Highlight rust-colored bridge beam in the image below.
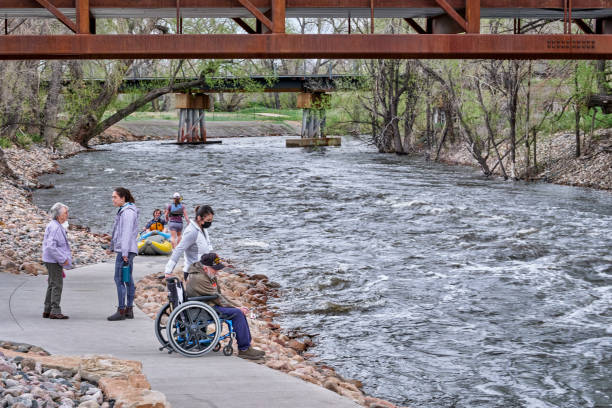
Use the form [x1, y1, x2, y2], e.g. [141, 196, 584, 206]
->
[2, 0, 610, 9]
[433, 0, 467, 31]
[404, 18, 428, 34]
[573, 18, 594, 34]
[31, 0, 77, 32]
[0, 34, 610, 60]
[232, 17, 256, 34]
[466, 0, 480, 33]
[236, 0, 273, 31]
[76, 0, 93, 34]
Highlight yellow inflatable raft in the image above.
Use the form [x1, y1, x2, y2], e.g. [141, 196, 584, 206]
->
[138, 232, 172, 256]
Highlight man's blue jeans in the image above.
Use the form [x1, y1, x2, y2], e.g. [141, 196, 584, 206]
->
[114, 252, 135, 309]
[213, 306, 252, 350]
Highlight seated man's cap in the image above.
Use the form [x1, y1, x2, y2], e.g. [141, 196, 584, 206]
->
[200, 252, 225, 270]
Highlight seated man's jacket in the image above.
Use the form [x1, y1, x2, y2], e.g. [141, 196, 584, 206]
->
[185, 262, 238, 308]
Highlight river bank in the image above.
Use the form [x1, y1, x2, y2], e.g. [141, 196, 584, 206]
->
[433, 128, 611, 190]
[0, 146, 113, 276]
[0, 145, 401, 408]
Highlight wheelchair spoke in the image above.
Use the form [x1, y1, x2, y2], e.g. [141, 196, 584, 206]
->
[166, 302, 222, 357]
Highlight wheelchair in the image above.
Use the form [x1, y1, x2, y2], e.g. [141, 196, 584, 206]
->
[155, 277, 236, 357]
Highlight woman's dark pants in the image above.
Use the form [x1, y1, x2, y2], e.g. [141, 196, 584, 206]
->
[114, 252, 136, 309]
[44, 262, 63, 314]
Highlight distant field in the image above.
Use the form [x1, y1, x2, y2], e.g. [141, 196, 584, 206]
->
[114, 108, 303, 123]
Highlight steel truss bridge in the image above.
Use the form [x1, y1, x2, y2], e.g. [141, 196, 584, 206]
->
[1, 0, 611, 59]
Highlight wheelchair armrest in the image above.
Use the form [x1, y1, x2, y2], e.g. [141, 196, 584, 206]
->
[188, 294, 219, 302]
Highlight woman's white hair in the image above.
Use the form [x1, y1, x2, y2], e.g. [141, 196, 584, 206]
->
[49, 202, 69, 220]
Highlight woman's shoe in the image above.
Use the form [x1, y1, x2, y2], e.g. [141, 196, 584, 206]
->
[42, 312, 50, 318]
[125, 306, 134, 319]
[107, 308, 126, 321]
[49, 313, 69, 319]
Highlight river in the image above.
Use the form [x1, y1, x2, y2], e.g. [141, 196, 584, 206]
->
[34, 136, 612, 407]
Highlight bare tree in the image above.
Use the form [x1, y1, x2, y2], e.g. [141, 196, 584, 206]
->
[41, 61, 65, 147]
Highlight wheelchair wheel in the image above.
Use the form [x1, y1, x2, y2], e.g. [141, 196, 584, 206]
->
[213, 343, 221, 352]
[223, 345, 233, 356]
[154, 303, 172, 348]
[166, 301, 221, 357]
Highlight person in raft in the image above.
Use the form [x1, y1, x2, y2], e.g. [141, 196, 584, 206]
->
[186, 252, 265, 360]
[142, 208, 166, 233]
[107, 187, 140, 321]
[164, 205, 215, 281]
[165, 192, 190, 248]
[41, 202, 72, 320]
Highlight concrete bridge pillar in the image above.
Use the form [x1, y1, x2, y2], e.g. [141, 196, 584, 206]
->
[175, 93, 211, 143]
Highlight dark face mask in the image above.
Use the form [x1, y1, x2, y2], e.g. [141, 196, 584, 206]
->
[202, 221, 212, 229]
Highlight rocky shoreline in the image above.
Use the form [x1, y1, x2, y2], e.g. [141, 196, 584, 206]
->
[0, 146, 113, 276]
[135, 271, 398, 408]
[0, 341, 168, 408]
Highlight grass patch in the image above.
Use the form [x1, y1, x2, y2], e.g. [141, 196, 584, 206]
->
[0, 137, 12, 148]
[110, 108, 303, 123]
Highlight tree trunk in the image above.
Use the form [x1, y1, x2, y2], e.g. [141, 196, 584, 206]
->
[426, 99, 432, 158]
[574, 71, 581, 158]
[575, 108, 581, 157]
[42, 61, 64, 148]
[596, 60, 607, 94]
[525, 62, 532, 169]
[533, 128, 537, 167]
[508, 64, 519, 179]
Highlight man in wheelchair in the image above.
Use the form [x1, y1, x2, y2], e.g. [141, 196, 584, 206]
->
[185, 252, 266, 360]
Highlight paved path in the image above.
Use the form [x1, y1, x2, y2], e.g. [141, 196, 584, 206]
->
[0, 257, 359, 408]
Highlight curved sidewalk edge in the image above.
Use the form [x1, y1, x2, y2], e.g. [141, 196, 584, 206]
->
[0, 257, 361, 408]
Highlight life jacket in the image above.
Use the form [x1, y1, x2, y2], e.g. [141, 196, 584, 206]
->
[149, 220, 164, 231]
[169, 203, 184, 218]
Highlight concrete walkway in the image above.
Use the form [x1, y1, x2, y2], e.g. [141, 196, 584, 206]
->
[0, 257, 360, 408]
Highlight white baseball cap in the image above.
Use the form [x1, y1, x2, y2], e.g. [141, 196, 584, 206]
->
[172, 192, 181, 199]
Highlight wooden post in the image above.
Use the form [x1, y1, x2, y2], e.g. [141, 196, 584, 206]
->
[199, 109, 206, 142]
[319, 109, 326, 137]
[185, 109, 192, 142]
[177, 110, 183, 142]
[76, 0, 90, 34]
[301, 109, 308, 138]
[308, 110, 315, 137]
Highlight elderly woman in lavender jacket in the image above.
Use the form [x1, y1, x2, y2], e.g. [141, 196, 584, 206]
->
[42, 202, 72, 320]
[107, 187, 140, 321]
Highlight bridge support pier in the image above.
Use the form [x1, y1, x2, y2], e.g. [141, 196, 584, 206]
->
[287, 92, 340, 147]
[175, 93, 218, 144]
